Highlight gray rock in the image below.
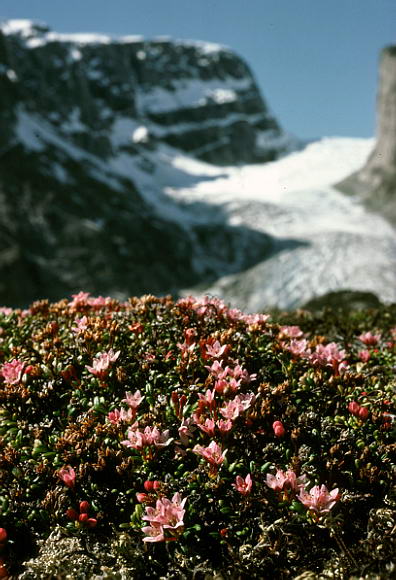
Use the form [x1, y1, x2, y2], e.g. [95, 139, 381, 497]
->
[337, 46, 396, 224]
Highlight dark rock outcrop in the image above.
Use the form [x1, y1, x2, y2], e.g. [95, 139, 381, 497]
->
[302, 290, 383, 312]
[337, 46, 396, 223]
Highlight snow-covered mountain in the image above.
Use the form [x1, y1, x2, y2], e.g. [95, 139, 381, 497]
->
[0, 20, 395, 310]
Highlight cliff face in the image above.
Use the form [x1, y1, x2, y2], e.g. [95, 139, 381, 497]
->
[0, 20, 293, 307]
[0, 20, 287, 165]
[337, 46, 396, 223]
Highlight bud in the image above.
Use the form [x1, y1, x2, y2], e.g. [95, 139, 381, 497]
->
[136, 492, 149, 503]
[66, 508, 79, 521]
[0, 529, 7, 544]
[358, 406, 369, 420]
[272, 420, 285, 438]
[348, 401, 360, 416]
[79, 500, 90, 513]
[79, 513, 89, 523]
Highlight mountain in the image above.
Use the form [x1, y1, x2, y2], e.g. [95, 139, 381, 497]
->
[337, 46, 396, 224]
[0, 20, 295, 307]
[1, 21, 395, 311]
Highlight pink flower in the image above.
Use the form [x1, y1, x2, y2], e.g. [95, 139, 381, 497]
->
[242, 313, 270, 326]
[205, 340, 229, 359]
[226, 308, 245, 322]
[214, 377, 240, 395]
[71, 316, 89, 335]
[205, 360, 230, 379]
[193, 440, 227, 466]
[177, 341, 196, 354]
[284, 339, 311, 358]
[178, 419, 194, 446]
[280, 325, 304, 338]
[89, 295, 112, 310]
[266, 469, 306, 492]
[232, 362, 257, 384]
[142, 492, 186, 542]
[184, 328, 197, 346]
[358, 331, 381, 346]
[216, 419, 233, 434]
[197, 389, 216, 412]
[69, 291, 91, 310]
[232, 474, 252, 495]
[309, 342, 347, 374]
[358, 349, 371, 362]
[86, 348, 120, 379]
[107, 407, 135, 425]
[58, 466, 76, 489]
[272, 420, 285, 438]
[220, 393, 256, 421]
[298, 484, 340, 514]
[122, 390, 144, 409]
[121, 425, 172, 450]
[219, 400, 240, 421]
[197, 418, 216, 437]
[0, 359, 26, 385]
[122, 428, 144, 450]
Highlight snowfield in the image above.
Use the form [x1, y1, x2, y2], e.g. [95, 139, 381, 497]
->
[161, 137, 396, 310]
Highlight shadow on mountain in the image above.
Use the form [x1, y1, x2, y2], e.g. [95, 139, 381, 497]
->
[0, 145, 307, 308]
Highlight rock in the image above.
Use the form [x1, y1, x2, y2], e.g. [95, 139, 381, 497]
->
[337, 46, 396, 224]
[302, 290, 383, 312]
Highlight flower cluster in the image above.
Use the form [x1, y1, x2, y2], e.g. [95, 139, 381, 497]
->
[86, 348, 120, 380]
[265, 469, 338, 516]
[0, 293, 393, 578]
[142, 493, 187, 542]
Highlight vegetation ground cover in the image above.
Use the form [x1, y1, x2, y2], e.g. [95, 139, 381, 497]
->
[0, 293, 394, 578]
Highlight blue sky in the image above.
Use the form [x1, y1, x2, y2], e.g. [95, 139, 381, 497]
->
[1, 0, 395, 139]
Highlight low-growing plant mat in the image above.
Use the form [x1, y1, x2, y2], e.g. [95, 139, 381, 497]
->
[0, 294, 394, 579]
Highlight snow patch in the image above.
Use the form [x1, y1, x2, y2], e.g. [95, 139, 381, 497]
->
[132, 126, 149, 144]
[70, 48, 82, 61]
[136, 77, 253, 114]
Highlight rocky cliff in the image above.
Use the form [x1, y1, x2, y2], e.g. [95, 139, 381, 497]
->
[0, 20, 287, 165]
[0, 20, 294, 307]
[337, 46, 396, 223]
